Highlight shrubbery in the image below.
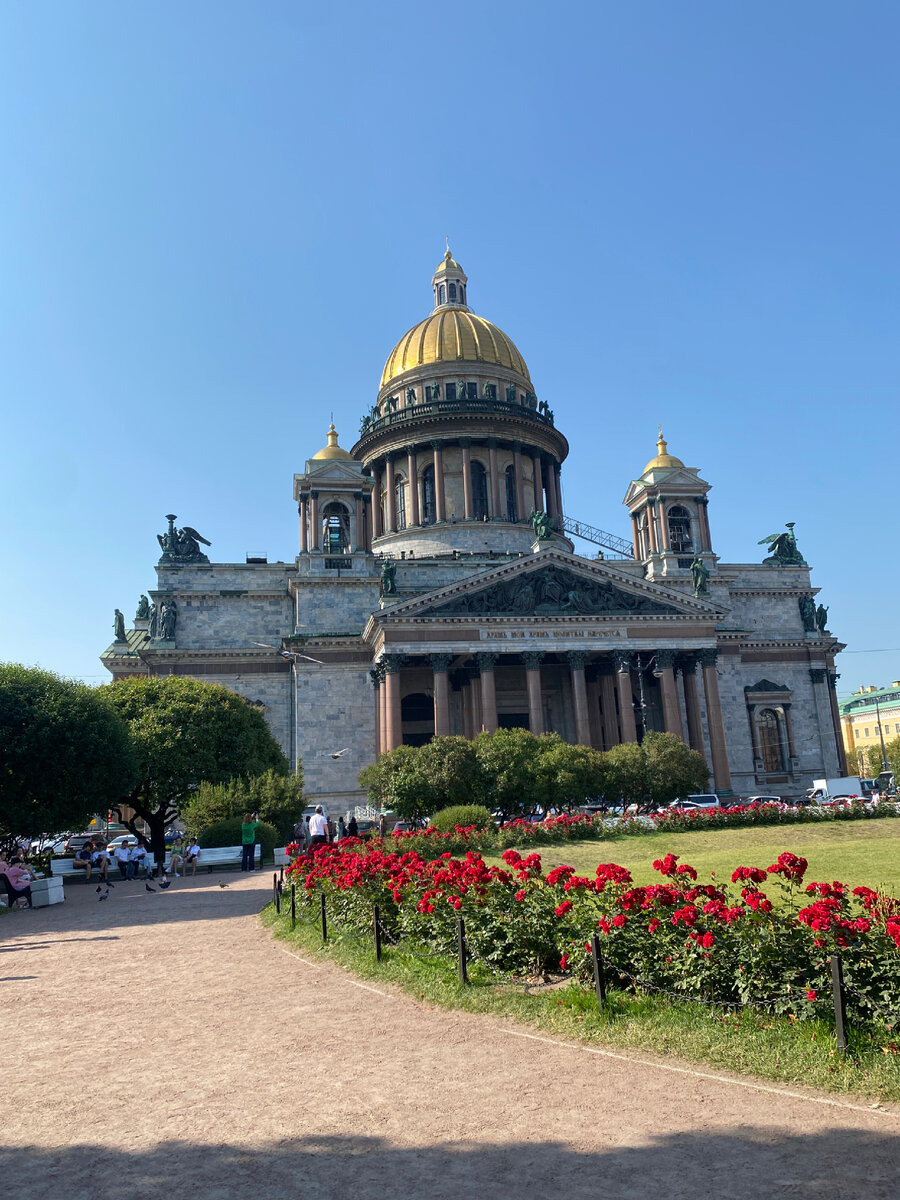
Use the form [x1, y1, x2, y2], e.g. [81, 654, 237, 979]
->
[430, 805, 493, 833]
[182, 770, 304, 842]
[198, 817, 278, 857]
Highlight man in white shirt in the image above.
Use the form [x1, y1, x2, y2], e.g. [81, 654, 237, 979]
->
[115, 841, 132, 880]
[308, 807, 329, 850]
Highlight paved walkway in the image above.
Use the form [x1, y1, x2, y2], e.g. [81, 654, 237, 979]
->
[2, 871, 898, 1200]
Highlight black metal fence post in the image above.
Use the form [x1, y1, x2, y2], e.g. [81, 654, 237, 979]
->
[457, 916, 468, 985]
[374, 903, 382, 963]
[591, 934, 607, 1010]
[290, 883, 296, 931]
[830, 953, 848, 1053]
[320, 891, 328, 942]
[273, 874, 280, 913]
[279, 865, 284, 884]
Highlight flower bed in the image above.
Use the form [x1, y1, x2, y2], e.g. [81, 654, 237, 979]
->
[284, 841, 900, 1030]
[360, 799, 898, 859]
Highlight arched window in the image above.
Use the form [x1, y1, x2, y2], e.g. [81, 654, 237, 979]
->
[471, 460, 489, 520]
[439, 284, 446, 304]
[448, 282, 457, 301]
[422, 464, 436, 524]
[505, 464, 518, 523]
[637, 511, 649, 558]
[321, 502, 350, 555]
[667, 505, 693, 553]
[395, 474, 407, 531]
[758, 708, 786, 773]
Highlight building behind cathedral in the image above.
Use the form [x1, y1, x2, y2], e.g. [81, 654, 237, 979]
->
[103, 250, 847, 808]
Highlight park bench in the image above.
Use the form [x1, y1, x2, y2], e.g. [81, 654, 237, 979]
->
[49, 845, 262, 879]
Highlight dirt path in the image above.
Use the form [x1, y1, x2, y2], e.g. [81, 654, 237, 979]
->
[3, 872, 898, 1200]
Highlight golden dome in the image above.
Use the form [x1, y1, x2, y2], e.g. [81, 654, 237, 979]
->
[643, 427, 684, 474]
[381, 309, 531, 390]
[312, 423, 353, 461]
[435, 249, 464, 275]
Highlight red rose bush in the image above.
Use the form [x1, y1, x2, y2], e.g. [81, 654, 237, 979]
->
[284, 843, 900, 1025]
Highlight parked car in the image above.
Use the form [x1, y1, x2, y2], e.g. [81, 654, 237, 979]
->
[64, 833, 108, 853]
[31, 836, 68, 856]
[664, 794, 721, 812]
[743, 795, 782, 805]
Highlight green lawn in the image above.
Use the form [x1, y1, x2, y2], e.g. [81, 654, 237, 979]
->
[493, 821, 900, 893]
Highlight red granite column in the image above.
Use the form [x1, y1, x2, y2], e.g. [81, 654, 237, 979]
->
[568, 651, 591, 746]
[700, 649, 732, 791]
[524, 651, 544, 735]
[476, 653, 498, 733]
[431, 655, 452, 738]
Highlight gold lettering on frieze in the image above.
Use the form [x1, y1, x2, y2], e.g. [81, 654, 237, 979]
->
[480, 629, 623, 640]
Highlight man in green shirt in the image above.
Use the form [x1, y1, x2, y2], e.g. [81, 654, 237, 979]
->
[241, 811, 259, 871]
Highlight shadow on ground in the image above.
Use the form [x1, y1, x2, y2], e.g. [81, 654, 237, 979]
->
[5, 1128, 899, 1200]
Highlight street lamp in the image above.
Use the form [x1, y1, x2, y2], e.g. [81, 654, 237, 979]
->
[872, 692, 890, 773]
[618, 653, 663, 737]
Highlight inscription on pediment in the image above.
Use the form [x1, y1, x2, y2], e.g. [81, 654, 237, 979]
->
[428, 565, 681, 618]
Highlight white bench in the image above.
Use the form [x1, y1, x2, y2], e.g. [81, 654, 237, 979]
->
[274, 846, 289, 866]
[51, 844, 262, 879]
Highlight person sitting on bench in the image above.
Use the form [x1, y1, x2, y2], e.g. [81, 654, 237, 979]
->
[184, 838, 201, 876]
[2, 857, 35, 908]
[91, 845, 110, 883]
[73, 842, 95, 880]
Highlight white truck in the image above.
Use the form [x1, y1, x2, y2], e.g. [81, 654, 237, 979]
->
[807, 776, 875, 802]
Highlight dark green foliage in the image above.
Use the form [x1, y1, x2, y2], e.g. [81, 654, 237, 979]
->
[182, 769, 304, 842]
[602, 731, 710, 811]
[430, 804, 494, 832]
[198, 817, 278, 856]
[0, 663, 136, 855]
[100, 676, 288, 866]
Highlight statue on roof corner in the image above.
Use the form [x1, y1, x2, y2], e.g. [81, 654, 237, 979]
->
[157, 514, 212, 564]
[113, 609, 127, 642]
[529, 510, 555, 541]
[690, 557, 710, 597]
[380, 558, 397, 597]
[758, 522, 807, 567]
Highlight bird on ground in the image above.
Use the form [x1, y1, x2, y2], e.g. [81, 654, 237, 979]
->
[251, 641, 324, 665]
[218, 882, 229, 888]
[158, 879, 171, 890]
[98, 891, 109, 902]
[96, 886, 102, 893]
[145, 882, 156, 892]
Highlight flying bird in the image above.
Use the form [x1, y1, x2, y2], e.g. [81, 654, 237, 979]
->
[323, 747, 351, 759]
[251, 642, 324, 665]
[145, 883, 156, 892]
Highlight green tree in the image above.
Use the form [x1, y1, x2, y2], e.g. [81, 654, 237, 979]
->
[474, 727, 556, 820]
[182, 769, 304, 842]
[864, 738, 900, 781]
[358, 744, 426, 825]
[603, 731, 709, 812]
[0, 663, 136, 857]
[101, 676, 288, 868]
[539, 740, 609, 810]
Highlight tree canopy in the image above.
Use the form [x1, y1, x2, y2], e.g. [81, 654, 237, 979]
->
[100, 676, 288, 860]
[0, 663, 136, 853]
[602, 731, 709, 812]
[181, 769, 304, 842]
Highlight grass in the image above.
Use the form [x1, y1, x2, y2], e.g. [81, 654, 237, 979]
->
[491, 821, 900, 894]
[262, 892, 900, 1104]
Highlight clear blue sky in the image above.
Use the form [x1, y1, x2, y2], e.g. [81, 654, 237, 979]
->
[2, 1, 899, 700]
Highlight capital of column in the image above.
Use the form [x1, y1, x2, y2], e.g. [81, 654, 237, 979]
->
[430, 439, 444, 451]
[368, 668, 380, 689]
[429, 654, 453, 673]
[297, 492, 309, 503]
[523, 651, 545, 670]
[383, 654, 405, 674]
[655, 649, 676, 670]
[309, 489, 319, 500]
[566, 650, 589, 670]
[675, 652, 699, 674]
[698, 648, 718, 669]
[474, 652, 498, 672]
[458, 436, 472, 448]
[613, 651, 633, 674]
[809, 668, 827, 684]
[827, 672, 840, 691]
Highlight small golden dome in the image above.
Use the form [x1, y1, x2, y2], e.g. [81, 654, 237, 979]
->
[643, 427, 685, 474]
[312, 423, 353, 461]
[435, 249, 464, 274]
[381, 309, 531, 390]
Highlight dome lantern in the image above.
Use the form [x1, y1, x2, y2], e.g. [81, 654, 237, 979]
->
[432, 243, 468, 311]
[312, 421, 353, 461]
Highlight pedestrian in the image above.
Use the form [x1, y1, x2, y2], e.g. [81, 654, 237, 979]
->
[308, 806, 329, 850]
[240, 812, 260, 871]
[114, 840, 132, 880]
[91, 844, 111, 883]
[184, 837, 201, 876]
[337, 816, 346, 841]
[169, 836, 185, 877]
[346, 814, 358, 839]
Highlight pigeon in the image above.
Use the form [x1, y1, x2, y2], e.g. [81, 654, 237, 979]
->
[96, 886, 102, 893]
[106, 881, 114, 888]
[218, 882, 229, 889]
[98, 891, 109, 902]
[158, 879, 171, 890]
[145, 882, 156, 892]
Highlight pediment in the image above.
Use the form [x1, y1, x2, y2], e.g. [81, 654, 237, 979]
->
[744, 678, 790, 694]
[378, 548, 724, 622]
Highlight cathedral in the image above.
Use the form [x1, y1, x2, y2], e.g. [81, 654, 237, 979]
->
[102, 250, 847, 809]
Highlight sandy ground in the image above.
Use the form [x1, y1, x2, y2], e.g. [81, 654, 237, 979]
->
[2, 869, 899, 1200]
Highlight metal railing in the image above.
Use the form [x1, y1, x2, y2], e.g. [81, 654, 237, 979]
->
[358, 397, 558, 438]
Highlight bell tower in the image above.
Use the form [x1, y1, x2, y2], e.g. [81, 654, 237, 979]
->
[623, 428, 716, 582]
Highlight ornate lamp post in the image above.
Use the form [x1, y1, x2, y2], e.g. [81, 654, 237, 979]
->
[618, 653, 663, 739]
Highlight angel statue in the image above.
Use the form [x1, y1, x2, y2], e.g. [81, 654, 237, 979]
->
[758, 522, 806, 567]
[157, 514, 212, 564]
